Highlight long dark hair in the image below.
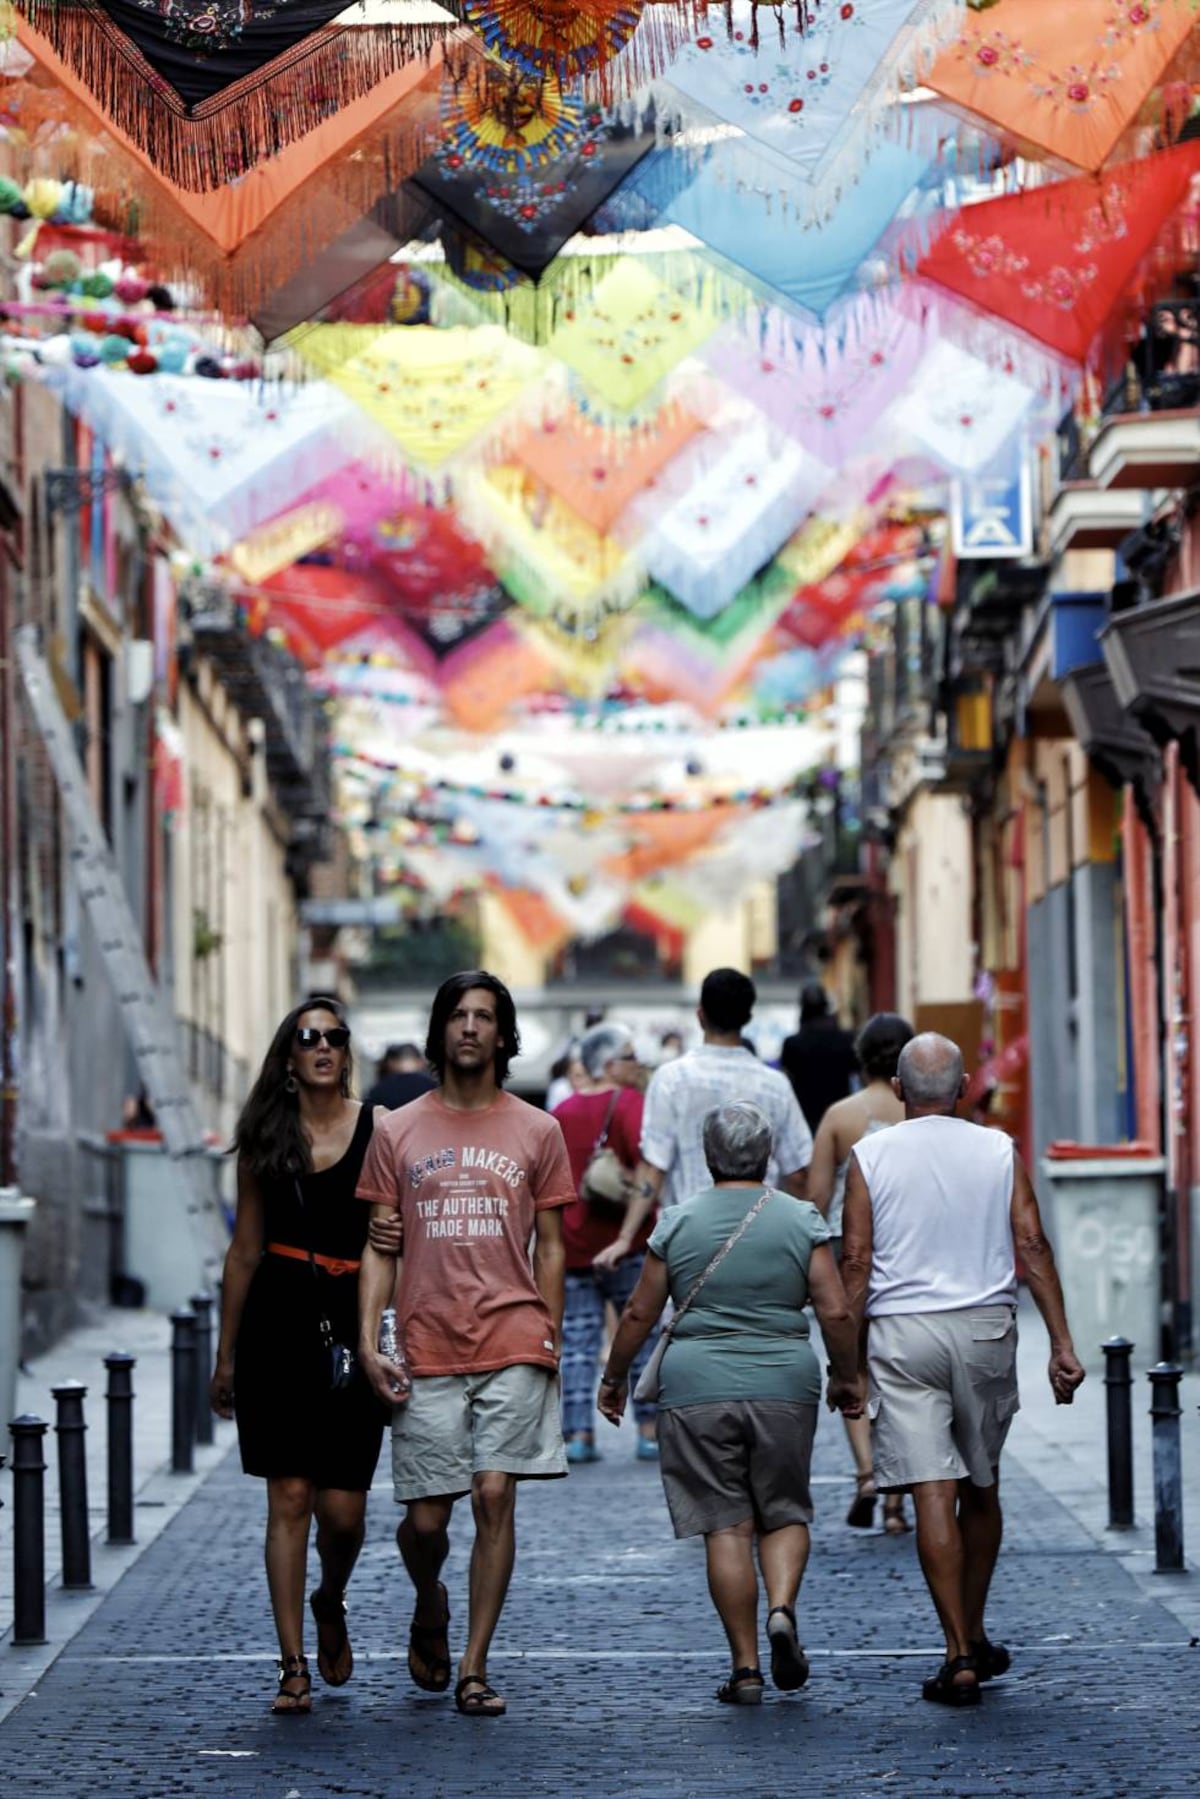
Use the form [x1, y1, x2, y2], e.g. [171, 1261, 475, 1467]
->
[425, 970, 520, 1084]
[855, 1012, 914, 1083]
[233, 996, 355, 1179]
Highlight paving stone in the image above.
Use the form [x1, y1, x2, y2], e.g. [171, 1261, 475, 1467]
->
[0, 1408, 1195, 1797]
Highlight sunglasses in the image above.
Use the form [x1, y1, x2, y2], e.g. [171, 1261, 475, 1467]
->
[295, 1026, 350, 1051]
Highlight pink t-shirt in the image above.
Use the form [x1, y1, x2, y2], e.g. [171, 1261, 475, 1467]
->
[356, 1088, 574, 1376]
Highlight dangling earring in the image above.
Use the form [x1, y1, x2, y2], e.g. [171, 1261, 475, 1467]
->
[285, 1071, 299, 1095]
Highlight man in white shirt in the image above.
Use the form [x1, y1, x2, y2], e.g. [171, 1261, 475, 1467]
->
[840, 1033, 1085, 1709]
[595, 968, 812, 1270]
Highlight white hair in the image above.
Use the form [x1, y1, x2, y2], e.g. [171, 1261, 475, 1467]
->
[703, 1102, 773, 1182]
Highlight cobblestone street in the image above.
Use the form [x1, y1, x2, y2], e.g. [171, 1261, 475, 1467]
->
[2, 1397, 1196, 1799]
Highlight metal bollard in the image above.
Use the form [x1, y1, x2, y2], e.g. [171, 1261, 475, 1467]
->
[170, 1310, 196, 1475]
[1102, 1337, 1135, 1530]
[10, 1415, 49, 1646]
[190, 1292, 214, 1447]
[104, 1352, 136, 1546]
[51, 1380, 92, 1590]
[1148, 1362, 1186, 1573]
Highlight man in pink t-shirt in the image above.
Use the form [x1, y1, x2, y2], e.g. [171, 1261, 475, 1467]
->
[358, 971, 573, 1720]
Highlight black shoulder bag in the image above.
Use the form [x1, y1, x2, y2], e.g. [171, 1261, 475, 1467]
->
[294, 1178, 357, 1391]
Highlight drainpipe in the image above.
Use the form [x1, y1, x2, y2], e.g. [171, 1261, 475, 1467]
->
[1133, 771, 1178, 1363]
[0, 521, 16, 1186]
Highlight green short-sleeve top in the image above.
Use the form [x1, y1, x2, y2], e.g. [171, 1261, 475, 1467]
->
[646, 1185, 830, 1409]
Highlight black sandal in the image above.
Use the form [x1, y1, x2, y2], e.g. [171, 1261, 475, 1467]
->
[716, 1666, 765, 1705]
[846, 1473, 877, 1529]
[454, 1672, 506, 1717]
[971, 1636, 1011, 1681]
[766, 1605, 810, 1692]
[921, 1655, 980, 1707]
[408, 1581, 452, 1693]
[310, 1588, 352, 1687]
[272, 1653, 312, 1715]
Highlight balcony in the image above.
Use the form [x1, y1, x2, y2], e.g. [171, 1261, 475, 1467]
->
[1045, 481, 1147, 556]
[1101, 586, 1200, 791]
[1054, 301, 1200, 491]
[179, 582, 332, 881]
[1061, 662, 1159, 790]
[1088, 409, 1200, 491]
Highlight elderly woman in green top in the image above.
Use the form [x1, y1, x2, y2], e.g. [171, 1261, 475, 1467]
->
[598, 1100, 863, 1706]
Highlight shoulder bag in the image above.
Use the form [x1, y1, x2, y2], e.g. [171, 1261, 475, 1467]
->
[633, 1185, 775, 1404]
[294, 1178, 358, 1391]
[578, 1090, 631, 1209]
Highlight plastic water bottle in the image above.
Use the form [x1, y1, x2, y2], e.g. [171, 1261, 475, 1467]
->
[378, 1306, 412, 1400]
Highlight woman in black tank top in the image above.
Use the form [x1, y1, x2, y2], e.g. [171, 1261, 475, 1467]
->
[211, 997, 386, 1714]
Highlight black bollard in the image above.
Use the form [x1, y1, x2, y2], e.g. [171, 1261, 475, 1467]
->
[1148, 1363, 1186, 1573]
[51, 1381, 92, 1590]
[10, 1415, 49, 1646]
[170, 1310, 196, 1475]
[104, 1353, 136, 1546]
[190, 1292, 214, 1448]
[1102, 1337, 1135, 1530]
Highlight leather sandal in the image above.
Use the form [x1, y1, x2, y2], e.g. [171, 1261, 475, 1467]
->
[971, 1636, 1011, 1681]
[454, 1672, 506, 1717]
[766, 1605, 810, 1692]
[272, 1653, 312, 1715]
[846, 1472, 877, 1529]
[716, 1666, 765, 1705]
[310, 1588, 352, 1687]
[921, 1655, 980, 1707]
[408, 1581, 452, 1692]
[883, 1494, 911, 1535]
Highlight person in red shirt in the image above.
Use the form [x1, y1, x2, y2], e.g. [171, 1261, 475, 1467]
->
[357, 972, 574, 1719]
[553, 1022, 659, 1464]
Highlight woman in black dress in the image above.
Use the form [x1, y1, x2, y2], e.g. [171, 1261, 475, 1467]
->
[211, 996, 387, 1714]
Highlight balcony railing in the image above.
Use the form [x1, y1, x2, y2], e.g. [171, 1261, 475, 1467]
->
[1058, 299, 1200, 480]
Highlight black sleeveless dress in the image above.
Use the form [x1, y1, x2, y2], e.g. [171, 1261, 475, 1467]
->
[234, 1104, 386, 1491]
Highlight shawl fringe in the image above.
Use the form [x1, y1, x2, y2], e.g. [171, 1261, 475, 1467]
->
[14, 2, 453, 190]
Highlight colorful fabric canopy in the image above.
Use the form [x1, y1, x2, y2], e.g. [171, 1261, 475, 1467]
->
[411, 68, 655, 276]
[290, 322, 550, 475]
[625, 424, 830, 618]
[624, 129, 938, 319]
[5, 19, 445, 314]
[927, 0, 1199, 173]
[43, 362, 357, 553]
[651, 0, 961, 212]
[917, 139, 1200, 367]
[703, 296, 927, 467]
[545, 258, 728, 410]
[12, 0, 451, 188]
[459, 462, 642, 618]
[885, 337, 1037, 473]
[508, 402, 701, 533]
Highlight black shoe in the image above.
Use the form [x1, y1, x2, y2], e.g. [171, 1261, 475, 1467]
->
[921, 1655, 981, 1707]
[970, 1637, 1011, 1681]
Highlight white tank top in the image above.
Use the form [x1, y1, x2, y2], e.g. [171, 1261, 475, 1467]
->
[852, 1115, 1017, 1317]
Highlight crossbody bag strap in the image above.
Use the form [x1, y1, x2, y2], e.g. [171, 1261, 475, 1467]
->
[590, 1089, 621, 1157]
[662, 1185, 775, 1342]
[293, 1176, 335, 1351]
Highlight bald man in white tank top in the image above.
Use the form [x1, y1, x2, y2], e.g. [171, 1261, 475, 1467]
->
[839, 1033, 1085, 1709]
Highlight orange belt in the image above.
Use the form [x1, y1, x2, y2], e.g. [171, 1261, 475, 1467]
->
[266, 1241, 361, 1277]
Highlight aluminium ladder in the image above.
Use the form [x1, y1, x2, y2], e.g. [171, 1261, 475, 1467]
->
[15, 624, 226, 1273]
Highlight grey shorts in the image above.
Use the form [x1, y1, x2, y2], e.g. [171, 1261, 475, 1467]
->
[391, 1364, 567, 1503]
[867, 1306, 1020, 1491]
[656, 1399, 817, 1539]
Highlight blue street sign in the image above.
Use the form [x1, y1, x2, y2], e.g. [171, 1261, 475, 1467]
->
[951, 443, 1033, 559]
